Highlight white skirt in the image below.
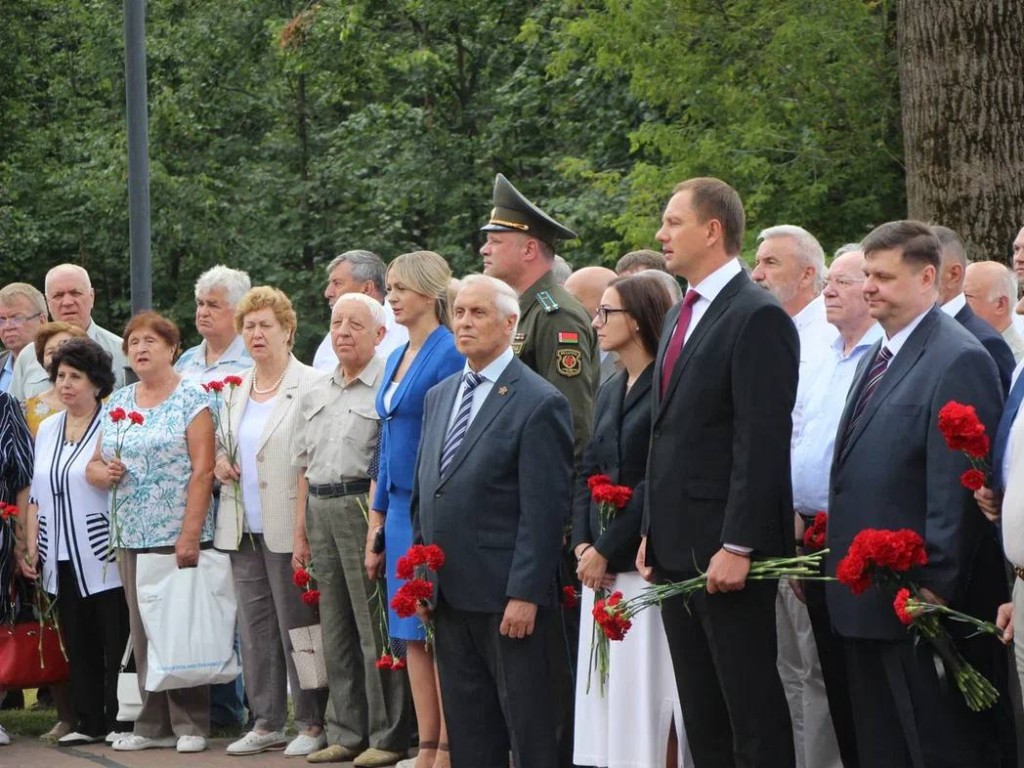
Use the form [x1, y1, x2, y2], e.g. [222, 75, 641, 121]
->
[572, 570, 693, 768]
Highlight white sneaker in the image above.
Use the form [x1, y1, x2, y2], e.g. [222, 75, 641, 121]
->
[177, 735, 207, 753]
[106, 731, 133, 745]
[227, 730, 288, 755]
[283, 731, 326, 757]
[113, 734, 177, 751]
[0, 726, 9, 746]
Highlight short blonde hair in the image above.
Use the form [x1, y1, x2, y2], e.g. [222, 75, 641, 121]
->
[234, 286, 298, 347]
[387, 251, 453, 327]
[34, 321, 87, 367]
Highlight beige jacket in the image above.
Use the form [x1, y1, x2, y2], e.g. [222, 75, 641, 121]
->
[214, 357, 326, 553]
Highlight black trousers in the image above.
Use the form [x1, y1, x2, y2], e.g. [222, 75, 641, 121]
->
[844, 637, 1006, 768]
[803, 579, 859, 768]
[659, 578, 794, 768]
[57, 561, 130, 737]
[435, 601, 557, 768]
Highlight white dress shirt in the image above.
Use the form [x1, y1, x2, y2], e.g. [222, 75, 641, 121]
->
[681, 258, 743, 343]
[446, 347, 515, 433]
[1000, 358, 1024, 566]
[883, 306, 931, 360]
[791, 323, 883, 513]
[791, 295, 841, 440]
[940, 292, 967, 319]
[313, 301, 408, 371]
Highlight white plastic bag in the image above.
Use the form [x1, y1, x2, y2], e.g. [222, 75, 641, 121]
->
[136, 550, 240, 691]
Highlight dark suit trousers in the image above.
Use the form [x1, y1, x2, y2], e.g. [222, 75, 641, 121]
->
[803, 579, 859, 767]
[435, 601, 556, 768]
[659, 579, 794, 768]
[844, 638, 1005, 768]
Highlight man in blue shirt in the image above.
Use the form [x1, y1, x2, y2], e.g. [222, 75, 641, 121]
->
[0, 283, 47, 393]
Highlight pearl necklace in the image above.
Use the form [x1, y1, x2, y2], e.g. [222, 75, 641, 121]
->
[252, 361, 288, 395]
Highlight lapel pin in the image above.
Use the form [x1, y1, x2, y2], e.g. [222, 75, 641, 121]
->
[498, 386, 508, 396]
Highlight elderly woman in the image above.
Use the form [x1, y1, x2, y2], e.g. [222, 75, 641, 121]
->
[23, 322, 88, 435]
[571, 275, 690, 768]
[372, 251, 463, 768]
[86, 311, 215, 754]
[211, 286, 327, 757]
[294, 293, 411, 767]
[175, 265, 253, 383]
[20, 338, 130, 746]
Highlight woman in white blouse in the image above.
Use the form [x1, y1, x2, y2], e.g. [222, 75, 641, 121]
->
[213, 286, 327, 757]
[21, 337, 130, 745]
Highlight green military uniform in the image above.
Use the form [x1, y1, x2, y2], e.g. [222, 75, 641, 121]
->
[514, 271, 598, 466]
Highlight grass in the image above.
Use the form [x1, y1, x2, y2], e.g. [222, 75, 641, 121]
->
[0, 689, 58, 738]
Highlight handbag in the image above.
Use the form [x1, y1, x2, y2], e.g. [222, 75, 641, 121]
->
[289, 624, 328, 690]
[116, 635, 142, 722]
[0, 620, 69, 688]
[136, 549, 240, 691]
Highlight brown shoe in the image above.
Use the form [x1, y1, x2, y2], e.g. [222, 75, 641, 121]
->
[353, 747, 406, 767]
[306, 744, 360, 763]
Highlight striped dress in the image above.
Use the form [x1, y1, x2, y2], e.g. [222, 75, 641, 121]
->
[0, 393, 34, 622]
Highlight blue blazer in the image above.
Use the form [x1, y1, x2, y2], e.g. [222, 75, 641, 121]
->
[373, 326, 464, 512]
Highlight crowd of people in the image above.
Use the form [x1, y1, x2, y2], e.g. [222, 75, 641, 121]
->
[0, 173, 1023, 768]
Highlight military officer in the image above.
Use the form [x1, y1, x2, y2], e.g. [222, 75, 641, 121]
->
[480, 173, 598, 466]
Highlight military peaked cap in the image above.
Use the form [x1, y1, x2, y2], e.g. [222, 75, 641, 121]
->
[480, 173, 578, 246]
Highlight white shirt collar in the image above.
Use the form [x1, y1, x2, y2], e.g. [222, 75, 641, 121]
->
[465, 346, 514, 383]
[940, 292, 966, 318]
[689, 258, 742, 303]
[831, 322, 883, 358]
[793, 294, 826, 332]
[884, 307, 932, 358]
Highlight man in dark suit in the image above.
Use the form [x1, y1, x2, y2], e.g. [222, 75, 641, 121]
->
[933, 224, 1015, 392]
[638, 177, 799, 767]
[825, 220, 1010, 767]
[412, 274, 574, 768]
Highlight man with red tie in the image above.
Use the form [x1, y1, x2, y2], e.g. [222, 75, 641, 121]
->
[638, 178, 799, 767]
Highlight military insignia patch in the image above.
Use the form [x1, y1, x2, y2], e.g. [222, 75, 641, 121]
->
[557, 331, 579, 345]
[556, 348, 582, 377]
[512, 332, 526, 356]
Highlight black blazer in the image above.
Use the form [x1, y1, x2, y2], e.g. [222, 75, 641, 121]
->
[571, 365, 653, 574]
[643, 270, 799, 574]
[955, 303, 1014, 394]
[412, 357, 574, 613]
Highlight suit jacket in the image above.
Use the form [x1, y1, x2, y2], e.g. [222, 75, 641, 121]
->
[825, 306, 1006, 640]
[644, 271, 799, 574]
[571, 366, 652, 573]
[373, 326, 464, 511]
[214, 357, 325, 553]
[412, 356, 574, 613]
[956, 303, 1014, 394]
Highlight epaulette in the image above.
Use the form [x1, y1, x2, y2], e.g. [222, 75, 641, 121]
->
[536, 291, 560, 314]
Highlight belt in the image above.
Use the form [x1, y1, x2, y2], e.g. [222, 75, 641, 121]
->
[308, 480, 371, 499]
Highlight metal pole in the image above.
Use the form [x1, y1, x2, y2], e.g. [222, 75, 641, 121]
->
[124, 0, 152, 315]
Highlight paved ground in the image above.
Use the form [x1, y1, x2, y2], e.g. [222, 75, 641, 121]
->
[0, 738, 407, 768]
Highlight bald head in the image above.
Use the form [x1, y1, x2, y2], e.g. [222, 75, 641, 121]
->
[564, 266, 618, 319]
[965, 260, 1017, 333]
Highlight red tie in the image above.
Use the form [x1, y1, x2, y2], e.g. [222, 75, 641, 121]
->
[660, 289, 701, 397]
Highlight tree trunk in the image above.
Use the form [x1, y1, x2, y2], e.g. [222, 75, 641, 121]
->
[898, 0, 1024, 262]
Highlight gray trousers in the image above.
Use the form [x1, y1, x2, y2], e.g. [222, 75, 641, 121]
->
[306, 495, 411, 752]
[119, 548, 210, 738]
[232, 534, 327, 732]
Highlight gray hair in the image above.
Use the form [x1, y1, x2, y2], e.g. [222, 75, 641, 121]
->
[332, 292, 386, 329]
[194, 265, 251, 306]
[932, 225, 967, 269]
[0, 282, 46, 315]
[327, 250, 386, 297]
[459, 274, 521, 325]
[971, 261, 1018, 304]
[635, 269, 683, 302]
[551, 255, 572, 285]
[833, 243, 863, 258]
[45, 264, 92, 293]
[757, 225, 826, 292]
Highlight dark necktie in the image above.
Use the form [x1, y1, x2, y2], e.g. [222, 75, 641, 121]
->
[440, 372, 483, 475]
[660, 289, 701, 398]
[843, 345, 893, 444]
[992, 373, 1024, 491]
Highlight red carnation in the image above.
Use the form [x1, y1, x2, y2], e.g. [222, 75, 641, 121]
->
[390, 592, 418, 618]
[375, 654, 394, 669]
[960, 468, 986, 491]
[562, 586, 578, 609]
[401, 578, 434, 601]
[206, 380, 224, 392]
[593, 484, 633, 509]
[301, 589, 320, 606]
[390, 657, 407, 671]
[223, 375, 243, 387]
[109, 407, 127, 423]
[405, 545, 428, 567]
[293, 568, 311, 588]
[128, 411, 144, 426]
[802, 512, 828, 550]
[587, 474, 612, 491]
[937, 401, 990, 459]
[0, 503, 18, 520]
[422, 544, 445, 571]
[395, 555, 415, 581]
[893, 588, 915, 626]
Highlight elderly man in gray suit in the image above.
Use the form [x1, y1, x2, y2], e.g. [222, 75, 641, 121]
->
[412, 274, 573, 768]
[825, 220, 1011, 767]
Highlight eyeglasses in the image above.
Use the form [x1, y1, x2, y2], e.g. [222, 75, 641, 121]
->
[0, 312, 43, 328]
[823, 276, 865, 289]
[594, 306, 629, 324]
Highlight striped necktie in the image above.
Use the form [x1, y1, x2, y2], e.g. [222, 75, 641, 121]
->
[440, 372, 484, 475]
[844, 345, 893, 442]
